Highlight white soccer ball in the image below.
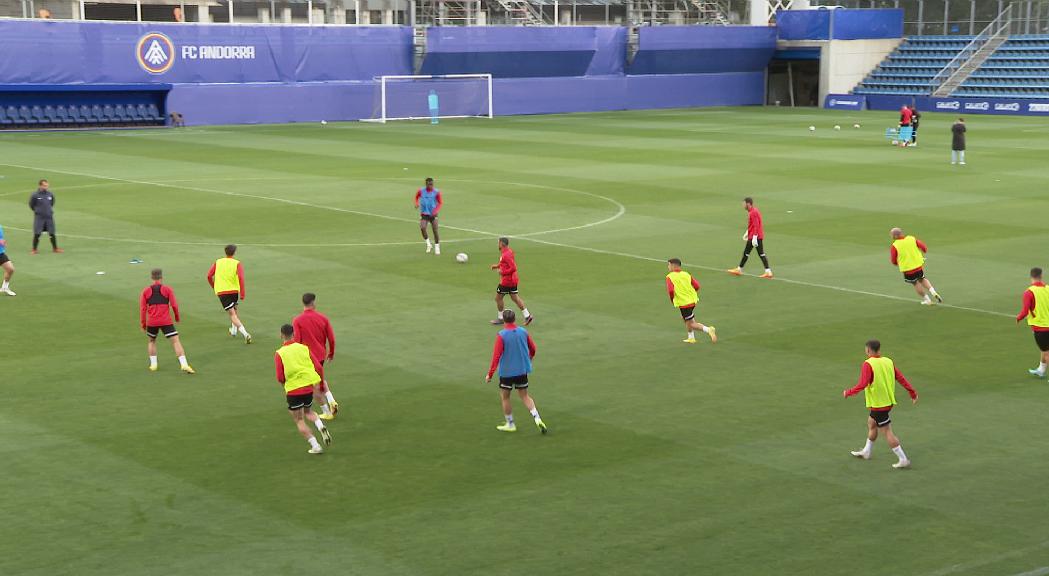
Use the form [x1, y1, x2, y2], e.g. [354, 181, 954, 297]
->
[834, 125, 841, 130]
[456, 253, 468, 263]
[320, 120, 327, 125]
[808, 126, 816, 131]
[854, 123, 861, 129]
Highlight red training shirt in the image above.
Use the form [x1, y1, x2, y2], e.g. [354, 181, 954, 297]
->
[1017, 282, 1049, 331]
[206, 260, 246, 298]
[889, 238, 928, 273]
[293, 308, 336, 362]
[900, 107, 913, 125]
[746, 206, 764, 240]
[140, 281, 180, 328]
[487, 323, 537, 379]
[498, 246, 519, 287]
[843, 355, 918, 410]
[274, 340, 323, 396]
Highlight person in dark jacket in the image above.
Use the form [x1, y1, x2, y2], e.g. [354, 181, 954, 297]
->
[28, 179, 62, 254]
[951, 117, 966, 165]
[909, 105, 921, 146]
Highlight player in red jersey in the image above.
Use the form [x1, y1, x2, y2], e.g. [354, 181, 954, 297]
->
[139, 268, 194, 374]
[727, 197, 772, 278]
[293, 292, 339, 420]
[490, 237, 533, 325]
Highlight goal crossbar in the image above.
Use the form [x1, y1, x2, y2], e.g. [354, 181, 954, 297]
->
[362, 73, 494, 123]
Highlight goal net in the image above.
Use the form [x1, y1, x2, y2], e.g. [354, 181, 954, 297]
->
[363, 74, 493, 123]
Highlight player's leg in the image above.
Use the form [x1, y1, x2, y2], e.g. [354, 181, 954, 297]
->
[509, 292, 532, 324]
[959, 150, 966, 165]
[147, 332, 159, 371]
[687, 319, 717, 343]
[430, 219, 440, 255]
[227, 306, 252, 342]
[420, 218, 432, 253]
[31, 216, 43, 253]
[1030, 334, 1049, 377]
[756, 239, 772, 278]
[951, 150, 958, 164]
[46, 219, 60, 252]
[169, 333, 194, 373]
[883, 423, 910, 468]
[851, 416, 878, 459]
[730, 242, 753, 274]
[1, 259, 15, 295]
[920, 277, 941, 303]
[290, 407, 323, 453]
[496, 387, 516, 431]
[314, 380, 336, 420]
[908, 274, 929, 303]
[305, 404, 332, 445]
[492, 292, 506, 324]
[516, 386, 546, 433]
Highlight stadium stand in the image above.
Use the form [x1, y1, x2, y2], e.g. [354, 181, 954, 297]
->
[853, 36, 975, 97]
[954, 35, 1049, 100]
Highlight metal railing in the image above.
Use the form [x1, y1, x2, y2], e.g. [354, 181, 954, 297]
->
[928, 2, 1013, 94]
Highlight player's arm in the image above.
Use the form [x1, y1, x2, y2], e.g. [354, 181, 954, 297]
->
[206, 263, 216, 288]
[890, 245, 898, 266]
[413, 190, 421, 209]
[527, 333, 536, 359]
[433, 192, 443, 215]
[843, 363, 873, 397]
[691, 277, 700, 292]
[1018, 290, 1036, 323]
[326, 320, 335, 360]
[894, 368, 918, 403]
[166, 286, 180, 323]
[486, 335, 504, 381]
[0, 227, 6, 248]
[28, 194, 36, 211]
[139, 289, 148, 329]
[666, 277, 675, 303]
[237, 262, 246, 299]
[916, 239, 928, 253]
[275, 353, 286, 384]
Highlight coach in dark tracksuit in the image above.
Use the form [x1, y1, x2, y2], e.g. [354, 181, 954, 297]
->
[29, 179, 61, 254]
[909, 105, 921, 146]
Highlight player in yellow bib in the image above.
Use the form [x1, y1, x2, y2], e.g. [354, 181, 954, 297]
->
[206, 244, 252, 343]
[842, 339, 918, 469]
[275, 324, 332, 454]
[889, 228, 942, 305]
[1016, 267, 1049, 378]
[665, 258, 716, 344]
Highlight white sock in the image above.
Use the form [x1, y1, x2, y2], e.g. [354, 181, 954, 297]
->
[426, 239, 432, 246]
[923, 294, 932, 302]
[238, 325, 250, 337]
[504, 414, 514, 425]
[149, 355, 158, 367]
[313, 418, 326, 432]
[529, 408, 540, 419]
[892, 445, 907, 461]
[1, 281, 7, 290]
[928, 286, 939, 296]
[325, 390, 335, 404]
[765, 268, 772, 274]
[308, 437, 321, 449]
[321, 404, 332, 416]
[687, 331, 695, 339]
[863, 438, 873, 453]
[701, 326, 710, 333]
[177, 355, 188, 368]
[1039, 362, 1047, 372]
[522, 308, 531, 318]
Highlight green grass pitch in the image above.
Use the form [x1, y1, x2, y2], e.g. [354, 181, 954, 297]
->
[2, 108, 1049, 576]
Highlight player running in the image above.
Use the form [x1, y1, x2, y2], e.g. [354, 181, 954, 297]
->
[490, 237, 533, 325]
[727, 197, 772, 279]
[0, 224, 15, 296]
[207, 244, 252, 343]
[667, 258, 716, 344]
[293, 292, 339, 420]
[139, 268, 194, 374]
[414, 177, 443, 255]
[842, 339, 918, 469]
[1016, 267, 1049, 379]
[485, 309, 546, 434]
[890, 228, 942, 305]
[276, 323, 332, 455]
[29, 179, 62, 254]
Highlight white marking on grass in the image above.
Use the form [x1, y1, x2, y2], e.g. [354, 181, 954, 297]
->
[0, 181, 136, 198]
[924, 540, 1049, 576]
[0, 162, 1013, 319]
[1012, 568, 1049, 576]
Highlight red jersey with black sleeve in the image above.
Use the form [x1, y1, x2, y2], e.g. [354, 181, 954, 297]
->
[140, 281, 179, 328]
[1017, 282, 1049, 331]
[889, 238, 928, 270]
[746, 206, 764, 240]
[293, 309, 336, 362]
[498, 246, 519, 287]
[843, 357, 918, 410]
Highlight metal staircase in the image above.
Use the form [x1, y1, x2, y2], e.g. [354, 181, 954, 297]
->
[414, 0, 477, 26]
[930, 3, 1014, 97]
[691, 0, 729, 25]
[493, 0, 545, 25]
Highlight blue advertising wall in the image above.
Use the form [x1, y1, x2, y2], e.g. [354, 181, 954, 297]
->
[865, 94, 1049, 116]
[777, 9, 903, 41]
[628, 26, 776, 74]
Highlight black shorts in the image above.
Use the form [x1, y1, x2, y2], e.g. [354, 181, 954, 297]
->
[903, 269, 925, 284]
[218, 293, 239, 310]
[1034, 331, 1049, 352]
[497, 284, 519, 295]
[287, 392, 314, 411]
[870, 409, 892, 427]
[499, 374, 529, 390]
[679, 305, 696, 321]
[0, 253, 9, 265]
[420, 214, 437, 223]
[146, 324, 178, 339]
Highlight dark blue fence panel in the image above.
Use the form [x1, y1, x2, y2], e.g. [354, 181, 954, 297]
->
[823, 94, 866, 110]
[627, 27, 776, 74]
[867, 95, 1049, 116]
[0, 20, 412, 84]
[832, 9, 903, 40]
[776, 9, 830, 40]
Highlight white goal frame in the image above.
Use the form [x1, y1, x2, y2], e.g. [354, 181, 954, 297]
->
[362, 73, 494, 123]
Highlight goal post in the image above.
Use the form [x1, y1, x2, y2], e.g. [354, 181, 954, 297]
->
[362, 74, 494, 123]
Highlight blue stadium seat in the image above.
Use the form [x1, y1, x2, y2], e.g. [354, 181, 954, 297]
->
[90, 105, 104, 124]
[146, 103, 164, 122]
[31, 105, 50, 125]
[43, 105, 62, 125]
[0, 107, 11, 126]
[102, 104, 116, 123]
[18, 106, 38, 125]
[79, 105, 100, 124]
[113, 104, 131, 123]
[54, 105, 73, 125]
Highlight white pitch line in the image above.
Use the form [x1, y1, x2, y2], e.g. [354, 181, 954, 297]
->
[1013, 568, 1049, 576]
[924, 540, 1049, 576]
[0, 162, 1014, 320]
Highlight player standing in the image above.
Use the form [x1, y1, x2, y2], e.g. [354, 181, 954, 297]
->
[293, 292, 340, 420]
[0, 223, 15, 296]
[139, 268, 194, 374]
[890, 228, 942, 305]
[1016, 267, 1049, 379]
[951, 117, 966, 165]
[485, 309, 546, 434]
[414, 177, 443, 255]
[908, 105, 921, 147]
[207, 244, 252, 343]
[490, 237, 533, 325]
[842, 339, 918, 469]
[727, 197, 772, 278]
[898, 105, 913, 147]
[29, 179, 62, 254]
[275, 324, 332, 455]
[667, 258, 716, 344]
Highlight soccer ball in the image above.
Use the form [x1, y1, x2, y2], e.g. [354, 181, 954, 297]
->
[320, 120, 327, 125]
[808, 126, 815, 131]
[854, 123, 861, 129]
[456, 253, 468, 263]
[834, 125, 841, 131]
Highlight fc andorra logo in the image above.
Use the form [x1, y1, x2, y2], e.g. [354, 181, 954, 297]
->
[136, 32, 175, 74]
